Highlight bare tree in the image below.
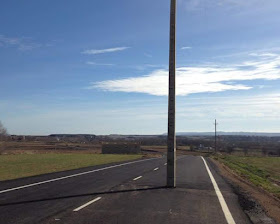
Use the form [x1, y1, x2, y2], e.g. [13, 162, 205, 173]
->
[262, 147, 268, 157]
[243, 148, 248, 156]
[190, 145, 194, 151]
[0, 121, 8, 153]
[226, 146, 234, 154]
[0, 121, 8, 137]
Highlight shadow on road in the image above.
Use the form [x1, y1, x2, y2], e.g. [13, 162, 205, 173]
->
[0, 186, 167, 207]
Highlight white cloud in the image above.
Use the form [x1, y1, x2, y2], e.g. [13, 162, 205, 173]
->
[178, 0, 279, 12]
[176, 93, 280, 123]
[90, 53, 280, 96]
[0, 35, 41, 51]
[249, 52, 278, 57]
[144, 53, 152, 58]
[4, 93, 280, 135]
[132, 64, 167, 71]
[86, 61, 115, 66]
[82, 47, 129, 55]
[181, 46, 192, 50]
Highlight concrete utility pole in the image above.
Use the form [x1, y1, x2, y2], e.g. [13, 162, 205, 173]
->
[214, 119, 218, 152]
[167, 0, 176, 188]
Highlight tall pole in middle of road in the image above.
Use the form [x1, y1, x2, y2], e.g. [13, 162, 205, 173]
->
[167, 0, 176, 188]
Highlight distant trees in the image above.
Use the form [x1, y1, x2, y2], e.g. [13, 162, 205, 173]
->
[226, 146, 234, 154]
[0, 121, 8, 153]
[190, 145, 194, 151]
[243, 148, 248, 156]
[262, 147, 268, 156]
[0, 121, 8, 138]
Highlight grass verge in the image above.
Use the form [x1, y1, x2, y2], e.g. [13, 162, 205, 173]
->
[0, 154, 142, 181]
[213, 155, 280, 199]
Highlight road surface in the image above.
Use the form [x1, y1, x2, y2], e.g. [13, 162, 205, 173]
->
[0, 155, 251, 224]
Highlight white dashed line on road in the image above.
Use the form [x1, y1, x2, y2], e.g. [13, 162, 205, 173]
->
[133, 176, 142, 181]
[153, 168, 159, 171]
[73, 197, 102, 212]
[201, 156, 236, 224]
[164, 163, 167, 166]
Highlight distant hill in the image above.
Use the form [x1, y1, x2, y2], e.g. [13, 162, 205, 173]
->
[49, 134, 96, 138]
[172, 132, 280, 137]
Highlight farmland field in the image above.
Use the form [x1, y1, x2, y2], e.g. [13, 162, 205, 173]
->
[0, 153, 142, 181]
[214, 155, 280, 198]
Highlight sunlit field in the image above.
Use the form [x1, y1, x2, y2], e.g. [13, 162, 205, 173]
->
[0, 154, 142, 181]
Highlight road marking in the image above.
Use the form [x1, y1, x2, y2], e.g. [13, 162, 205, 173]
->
[154, 167, 159, 171]
[73, 197, 101, 212]
[164, 163, 167, 165]
[0, 158, 157, 194]
[201, 156, 236, 224]
[133, 176, 142, 181]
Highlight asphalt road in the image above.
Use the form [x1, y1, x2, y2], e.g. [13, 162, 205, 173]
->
[0, 155, 251, 224]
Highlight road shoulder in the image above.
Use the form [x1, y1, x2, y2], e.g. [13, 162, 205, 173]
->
[210, 158, 279, 224]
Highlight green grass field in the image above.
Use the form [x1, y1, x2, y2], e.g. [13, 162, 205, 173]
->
[214, 155, 280, 198]
[0, 154, 142, 181]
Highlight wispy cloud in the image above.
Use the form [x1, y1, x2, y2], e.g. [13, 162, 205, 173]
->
[132, 64, 167, 71]
[144, 53, 152, 58]
[90, 53, 280, 96]
[4, 92, 280, 135]
[181, 46, 192, 50]
[0, 34, 41, 51]
[86, 61, 115, 66]
[178, 0, 278, 12]
[177, 93, 280, 121]
[249, 52, 278, 57]
[82, 47, 129, 55]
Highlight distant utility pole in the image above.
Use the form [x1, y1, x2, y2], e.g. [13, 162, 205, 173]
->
[167, 0, 176, 188]
[214, 119, 218, 152]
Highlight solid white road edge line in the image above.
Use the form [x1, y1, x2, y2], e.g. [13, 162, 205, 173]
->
[0, 158, 158, 194]
[133, 176, 142, 181]
[73, 197, 102, 212]
[201, 156, 236, 224]
[153, 167, 159, 171]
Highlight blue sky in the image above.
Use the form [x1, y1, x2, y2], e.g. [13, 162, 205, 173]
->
[1, 0, 280, 135]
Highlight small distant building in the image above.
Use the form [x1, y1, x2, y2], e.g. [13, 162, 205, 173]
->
[198, 144, 204, 150]
[198, 144, 212, 151]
